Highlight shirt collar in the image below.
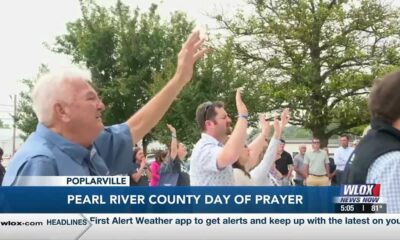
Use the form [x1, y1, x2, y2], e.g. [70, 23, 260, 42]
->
[201, 133, 224, 147]
[35, 123, 91, 164]
[372, 118, 400, 141]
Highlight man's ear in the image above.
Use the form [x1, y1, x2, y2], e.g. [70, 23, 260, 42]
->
[54, 102, 70, 122]
[204, 120, 214, 128]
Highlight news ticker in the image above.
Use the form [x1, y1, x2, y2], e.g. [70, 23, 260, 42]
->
[1, 214, 400, 240]
[0, 179, 388, 213]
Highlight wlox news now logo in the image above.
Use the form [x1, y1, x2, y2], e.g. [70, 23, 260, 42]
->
[337, 184, 381, 204]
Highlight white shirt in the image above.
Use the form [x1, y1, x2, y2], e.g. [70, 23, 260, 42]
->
[189, 133, 233, 186]
[334, 146, 354, 171]
[233, 138, 280, 186]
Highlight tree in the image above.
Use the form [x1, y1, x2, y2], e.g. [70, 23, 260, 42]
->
[15, 65, 48, 140]
[51, 0, 196, 151]
[148, 38, 254, 147]
[0, 120, 9, 129]
[215, 0, 400, 147]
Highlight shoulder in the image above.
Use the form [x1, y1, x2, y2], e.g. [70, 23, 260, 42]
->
[11, 134, 57, 165]
[369, 151, 400, 173]
[3, 155, 57, 186]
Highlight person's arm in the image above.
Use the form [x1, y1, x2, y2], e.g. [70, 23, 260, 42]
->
[130, 159, 146, 183]
[303, 153, 309, 177]
[250, 112, 288, 185]
[167, 124, 178, 160]
[250, 138, 280, 185]
[324, 153, 330, 176]
[329, 170, 336, 179]
[216, 89, 248, 169]
[287, 158, 294, 179]
[304, 163, 309, 177]
[293, 158, 307, 179]
[246, 114, 270, 170]
[334, 148, 340, 166]
[325, 164, 330, 176]
[126, 31, 208, 144]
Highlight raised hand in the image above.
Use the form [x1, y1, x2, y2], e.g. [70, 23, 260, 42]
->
[258, 113, 270, 138]
[236, 88, 248, 117]
[272, 113, 280, 136]
[140, 157, 146, 169]
[166, 124, 176, 134]
[280, 108, 290, 128]
[176, 31, 209, 84]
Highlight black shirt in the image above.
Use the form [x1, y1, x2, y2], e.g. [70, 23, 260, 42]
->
[275, 151, 293, 176]
[0, 163, 6, 185]
[129, 162, 150, 186]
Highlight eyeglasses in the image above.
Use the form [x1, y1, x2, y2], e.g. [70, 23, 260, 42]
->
[312, 141, 320, 144]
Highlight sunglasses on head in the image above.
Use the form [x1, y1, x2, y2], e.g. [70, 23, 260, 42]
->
[203, 102, 214, 121]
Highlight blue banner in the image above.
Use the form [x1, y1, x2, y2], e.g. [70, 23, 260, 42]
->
[0, 187, 340, 213]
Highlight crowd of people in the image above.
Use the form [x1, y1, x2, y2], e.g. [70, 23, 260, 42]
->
[0, 31, 400, 212]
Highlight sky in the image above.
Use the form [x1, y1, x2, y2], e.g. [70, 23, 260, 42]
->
[0, 0, 243, 125]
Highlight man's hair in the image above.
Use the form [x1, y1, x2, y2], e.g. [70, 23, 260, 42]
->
[340, 134, 350, 140]
[195, 101, 224, 131]
[32, 67, 92, 126]
[0, 147, 3, 156]
[312, 137, 320, 142]
[369, 71, 400, 124]
[280, 139, 286, 144]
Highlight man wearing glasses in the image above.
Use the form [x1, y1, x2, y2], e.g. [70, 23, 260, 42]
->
[189, 89, 248, 186]
[304, 138, 330, 186]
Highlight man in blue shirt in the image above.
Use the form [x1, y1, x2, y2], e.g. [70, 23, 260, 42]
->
[2, 31, 208, 186]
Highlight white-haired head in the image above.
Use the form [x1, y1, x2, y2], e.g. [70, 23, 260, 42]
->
[32, 67, 92, 126]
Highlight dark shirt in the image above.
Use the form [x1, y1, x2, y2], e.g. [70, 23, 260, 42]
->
[275, 151, 293, 176]
[329, 157, 337, 184]
[0, 163, 6, 185]
[129, 162, 150, 186]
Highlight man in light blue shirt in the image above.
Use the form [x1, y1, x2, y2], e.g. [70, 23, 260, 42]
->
[2, 31, 208, 186]
[190, 89, 248, 186]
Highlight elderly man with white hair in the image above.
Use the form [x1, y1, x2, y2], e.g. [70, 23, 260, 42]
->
[2, 31, 208, 186]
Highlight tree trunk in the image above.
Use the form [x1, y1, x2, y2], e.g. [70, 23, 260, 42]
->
[312, 129, 329, 149]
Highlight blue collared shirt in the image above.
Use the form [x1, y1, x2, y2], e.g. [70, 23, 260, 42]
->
[2, 123, 133, 186]
[189, 133, 233, 186]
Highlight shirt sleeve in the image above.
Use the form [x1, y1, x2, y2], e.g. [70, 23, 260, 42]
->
[198, 143, 224, 173]
[250, 138, 280, 185]
[367, 151, 400, 213]
[334, 148, 340, 165]
[94, 123, 134, 175]
[10, 156, 58, 186]
[304, 153, 310, 164]
[286, 152, 293, 165]
[324, 152, 330, 164]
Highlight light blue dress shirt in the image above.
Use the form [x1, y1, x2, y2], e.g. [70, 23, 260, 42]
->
[2, 123, 133, 186]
